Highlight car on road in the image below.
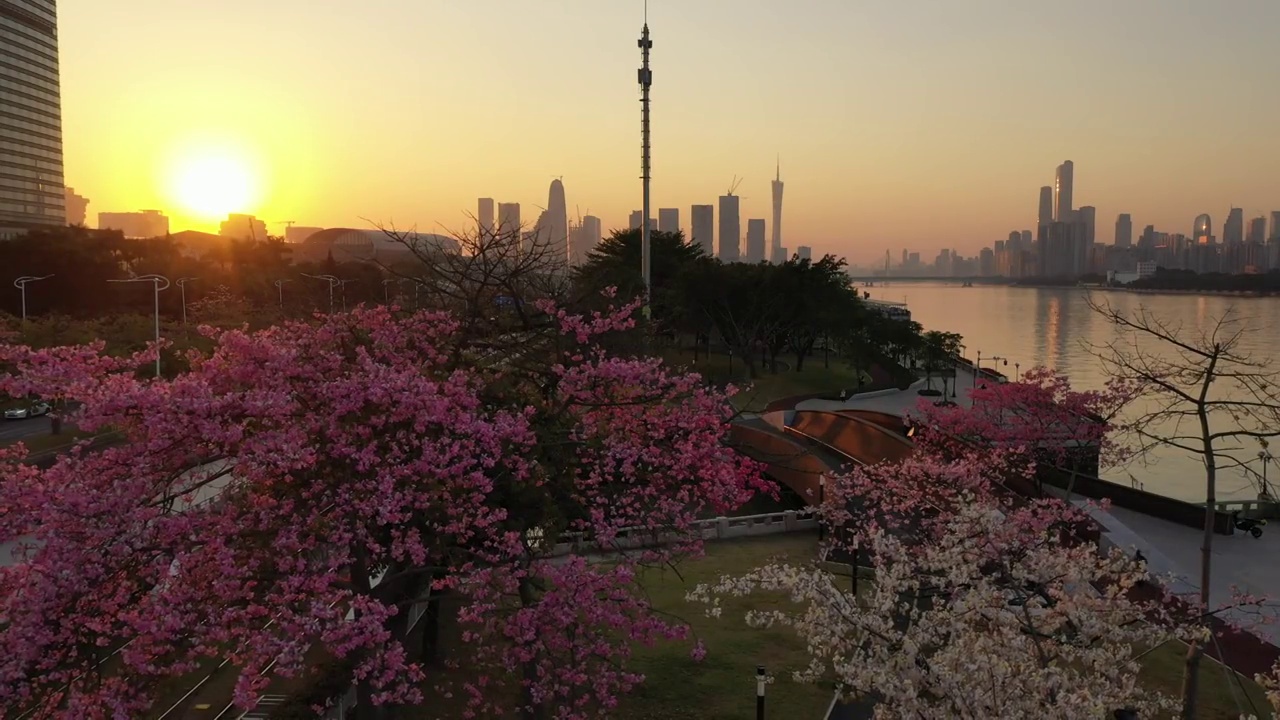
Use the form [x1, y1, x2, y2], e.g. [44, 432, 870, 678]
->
[5, 402, 50, 420]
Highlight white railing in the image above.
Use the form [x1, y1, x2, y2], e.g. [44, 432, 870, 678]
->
[546, 510, 818, 557]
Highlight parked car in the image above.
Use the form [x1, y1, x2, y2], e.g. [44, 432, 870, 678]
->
[5, 402, 50, 420]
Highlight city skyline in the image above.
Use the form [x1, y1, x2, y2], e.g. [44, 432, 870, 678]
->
[54, 0, 1280, 260]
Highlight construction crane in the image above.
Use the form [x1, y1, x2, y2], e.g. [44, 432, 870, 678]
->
[727, 175, 743, 197]
[273, 221, 296, 229]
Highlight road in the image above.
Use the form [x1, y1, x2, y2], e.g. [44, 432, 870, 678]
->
[0, 417, 53, 444]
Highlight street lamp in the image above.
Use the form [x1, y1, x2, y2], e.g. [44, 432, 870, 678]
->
[13, 274, 53, 321]
[974, 351, 1009, 388]
[274, 279, 291, 309]
[302, 273, 341, 313]
[1259, 450, 1275, 500]
[382, 278, 396, 306]
[175, 277, 197, 325]
[108, 274, 169, 377]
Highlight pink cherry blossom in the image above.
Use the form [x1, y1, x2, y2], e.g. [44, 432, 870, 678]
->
[0, 299, 766, 719]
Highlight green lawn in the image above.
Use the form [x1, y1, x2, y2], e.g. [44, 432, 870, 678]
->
[1138, 639, 1273, 720]
[616, 533, 833, 720]
[657, 347, 870, 412]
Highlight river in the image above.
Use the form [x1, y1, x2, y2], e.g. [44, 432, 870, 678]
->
[862, 282, 1280, 502]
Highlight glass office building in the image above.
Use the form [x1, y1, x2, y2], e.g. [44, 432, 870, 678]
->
[0, 0, 65, 227]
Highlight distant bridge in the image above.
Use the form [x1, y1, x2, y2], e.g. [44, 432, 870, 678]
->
[844, 276, 1016, 285]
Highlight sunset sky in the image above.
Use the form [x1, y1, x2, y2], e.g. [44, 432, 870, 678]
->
[60, 0, 1280, 263]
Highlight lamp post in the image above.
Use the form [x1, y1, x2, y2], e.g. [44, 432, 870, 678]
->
[274, 279, 291, 309]
[1015, 361, 1021, 381]
[988, 355, 1009, 385]
[302, 273, 341, 313]
[382, 278, 396, 306]
[13, 274, 53, 321]
[1259, 450, 1275, 500]
[817, 476, 826, 541]
[175, 277, 197, 325]
[108, 274, 169, 377]
[337, 279, 355, 312]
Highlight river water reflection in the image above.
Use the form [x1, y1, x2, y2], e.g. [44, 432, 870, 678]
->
[863, 282, 1280, 502]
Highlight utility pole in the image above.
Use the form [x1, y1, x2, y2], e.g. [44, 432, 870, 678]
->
[638, 7, 653, 320]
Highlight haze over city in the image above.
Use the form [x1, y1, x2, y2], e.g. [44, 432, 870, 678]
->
[59, 0, 1280, 262]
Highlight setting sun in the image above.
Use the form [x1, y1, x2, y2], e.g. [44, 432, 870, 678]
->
[166, 146, 261, 221]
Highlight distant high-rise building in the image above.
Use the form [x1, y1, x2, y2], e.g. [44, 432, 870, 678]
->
[64, 188, 88, 226]
[1271, 211, 1280, 242]
[1194, 214, 1214, 244]
[1038, 186, 1053, 226]
[540, 179, 569, 265]
[580, 214, 601, 256]
[497, 202, 521, 240]
[220, 213, 267, 241]
[99, 210, 169, 239]
[1020, 230, 1032, 247]
[658, 207, 679, 234]
[772, 246, 789, 264]
[1246, 216, 1266, 245]
[477, 198, 495, 236]
[285, 226, 323, 244]
[0, 0, 65, 228]
[796, 245, 812, 261]
[1008, 231, 1021, 245]
[1053, 161, 1074, 222]
[629, 210, 643, 230]
[745, 219, 766, 263]
[569, 214, 602, 266]
[1224, 207, 1244, 245]
[771, 160, 784, 262]
[718, 194, 740, 262]
[1115, 214, 1133, 248]
[1079, 206, 1096, 245]
[691, 204, 714, 255]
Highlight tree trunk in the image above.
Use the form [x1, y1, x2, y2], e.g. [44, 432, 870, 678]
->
[517, 578, 545, 720]
[795, 352, 806, 372]
[1181, 411, 1217, 720]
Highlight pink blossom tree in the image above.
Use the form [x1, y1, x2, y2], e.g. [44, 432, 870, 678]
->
[0, 298, 765, 719]
[909, 366, 1136, 495]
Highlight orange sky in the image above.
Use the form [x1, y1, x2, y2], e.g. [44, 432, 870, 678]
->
[59, 0, 1280, 264]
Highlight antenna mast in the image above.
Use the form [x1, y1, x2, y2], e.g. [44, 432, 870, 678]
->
[638, 6, 653, 320]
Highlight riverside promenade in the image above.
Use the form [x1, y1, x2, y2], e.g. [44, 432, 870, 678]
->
[787, 364, 1280, 666]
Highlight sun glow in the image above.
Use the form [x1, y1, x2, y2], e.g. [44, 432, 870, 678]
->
[167, 145, 261, 220]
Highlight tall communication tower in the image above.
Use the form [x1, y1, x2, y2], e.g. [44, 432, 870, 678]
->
[638, 9, 653, 319]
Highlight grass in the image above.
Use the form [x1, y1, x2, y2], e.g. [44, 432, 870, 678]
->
[658, 347, 870, 412]
[615, 532, 832, 720]
[1138, 639, 1273, 720]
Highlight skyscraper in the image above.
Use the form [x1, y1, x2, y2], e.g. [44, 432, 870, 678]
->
[1020, 230, 1032, 248]
[1271, 211, 1280, 242]
[796, 245, 812, 261]
[629, 210, 642, 230]
[1054, 161, 1074, 222]
[691, 205, 714, 255]
[1078, 206, 1096, 246]
[1194, 214, 1213, 244]
[99, 210, 168, 239]
[1038, 186, 1053, 226]
[658, 208, 679, 234]
[1246, 216, 1266, 245]
[1115, 214, 1133, 248]
[0, 0, 65, 227]
[718, 194, 740, 262]
[745, 219, 766, 263]
[569, 214, 602, 266]
[541, 179, 569, 265]
[771, 161, 784, 262]
[477, 198, 495, 236]
[497, 202, 521, 240]
[1224, 207, 1244, 245]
